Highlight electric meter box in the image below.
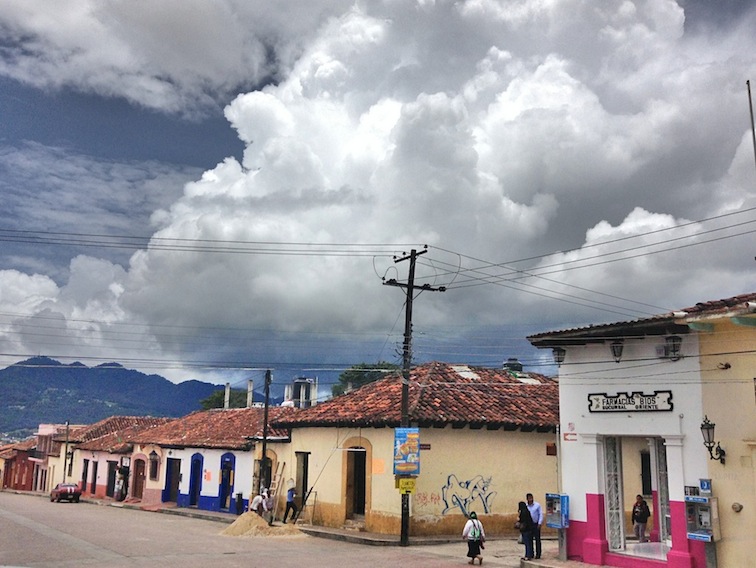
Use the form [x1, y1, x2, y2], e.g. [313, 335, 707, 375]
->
[545, 493, 569, 529]
[685, 496, 721, 542]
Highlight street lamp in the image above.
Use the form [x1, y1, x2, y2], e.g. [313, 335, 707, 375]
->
[610, 340, 624, 363]
[552, 347, 566, 366]
[700, 416, 726, 464]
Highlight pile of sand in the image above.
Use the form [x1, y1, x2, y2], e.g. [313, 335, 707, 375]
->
[221, 512, 305, 538]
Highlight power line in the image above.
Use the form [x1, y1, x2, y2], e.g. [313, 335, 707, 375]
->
[0, 228, 417, 257]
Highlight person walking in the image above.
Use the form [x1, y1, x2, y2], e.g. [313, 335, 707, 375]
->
[632, 495, 651, 542]
[526, 492, 544, 559]
[282, 486, 298, 523]
[517, 501, 535, 560]
[462, 511, 485, 565]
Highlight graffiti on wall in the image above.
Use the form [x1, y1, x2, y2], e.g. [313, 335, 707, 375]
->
[441, 474, 496, 516]
[414, 491, 442, 508]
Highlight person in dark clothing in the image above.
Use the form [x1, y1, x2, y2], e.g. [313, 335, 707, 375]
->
[632, 495, 651, 542]
[282, 487, 298, 523]
[517, 501, 535, 560]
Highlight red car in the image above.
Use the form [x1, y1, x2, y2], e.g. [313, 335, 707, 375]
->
[50, 483, 82, 503]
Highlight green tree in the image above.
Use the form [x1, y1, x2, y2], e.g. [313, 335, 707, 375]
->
[332, 362, 400, 397]
[200, 388, 249, 409]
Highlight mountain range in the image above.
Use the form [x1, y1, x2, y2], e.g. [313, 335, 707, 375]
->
[0, 357, 252, 440]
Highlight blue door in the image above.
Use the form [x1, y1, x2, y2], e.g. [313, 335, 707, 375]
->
[189, 454, 203, 507]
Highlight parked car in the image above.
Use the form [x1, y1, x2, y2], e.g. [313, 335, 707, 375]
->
[50, 483, 82, 503]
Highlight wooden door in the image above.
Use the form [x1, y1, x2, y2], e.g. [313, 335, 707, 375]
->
[132, 459, 146, 499]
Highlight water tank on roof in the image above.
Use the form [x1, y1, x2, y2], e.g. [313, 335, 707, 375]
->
[503, 357, 523, 372]
[284, 377, 318, 408]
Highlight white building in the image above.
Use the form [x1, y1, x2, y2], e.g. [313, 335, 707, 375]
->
[528, 292, 756, 568]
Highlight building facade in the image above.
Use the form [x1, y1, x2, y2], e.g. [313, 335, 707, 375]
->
[273, 361, 560, 536]
[528, 292, 756, 568]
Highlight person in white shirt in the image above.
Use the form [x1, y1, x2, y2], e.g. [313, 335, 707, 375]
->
[249, 492, 264, 516]
[461, 511, 485, 565]
[526, 493, 544, 559]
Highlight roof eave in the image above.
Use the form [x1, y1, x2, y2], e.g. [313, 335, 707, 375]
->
[528, 318, 689, 347]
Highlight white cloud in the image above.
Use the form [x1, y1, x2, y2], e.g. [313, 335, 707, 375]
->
[0, 0, 352, 115]
[1, 0, 755, 380]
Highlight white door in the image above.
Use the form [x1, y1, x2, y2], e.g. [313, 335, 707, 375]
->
[654, 439, 671, 545]
[604, 436, 625, 551]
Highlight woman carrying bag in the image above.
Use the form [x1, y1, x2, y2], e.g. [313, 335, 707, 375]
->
[516, 501, 535, 560]
[462, 511, 486, 565]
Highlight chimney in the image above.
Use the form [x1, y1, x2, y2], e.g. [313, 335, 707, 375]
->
[224, 382, 231, 409]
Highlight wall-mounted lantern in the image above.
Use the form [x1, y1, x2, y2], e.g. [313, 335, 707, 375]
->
[700, 415, 726, 464]
[666, 335, 682, 361]
[552, 347, 566, 366]
[610, 340, 624, 363]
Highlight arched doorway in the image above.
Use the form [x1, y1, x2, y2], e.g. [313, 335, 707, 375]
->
[346, 447, 366, 518]
[189, 454, 203, 507]
[132, 459, 146, 499]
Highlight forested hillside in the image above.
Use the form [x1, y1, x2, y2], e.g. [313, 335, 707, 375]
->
[0, 357, 220, 439]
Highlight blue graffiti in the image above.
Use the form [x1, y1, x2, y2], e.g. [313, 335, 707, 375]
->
[441, 474, 496, 516]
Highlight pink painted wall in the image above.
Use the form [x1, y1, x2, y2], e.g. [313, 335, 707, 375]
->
[566, 494, 706, 568]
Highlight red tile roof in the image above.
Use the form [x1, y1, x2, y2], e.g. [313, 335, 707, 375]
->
[273, 362, 559, 431]
[0, 437, 36, 458]
[131, 406, 297, 450]
[681, 292, 756, 317]
[58, 416, 175, 444]
[77, 417, 177, 453]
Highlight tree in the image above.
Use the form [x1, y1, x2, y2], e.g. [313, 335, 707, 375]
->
[200, 388, 248, 409]
[332, 362, 400, 397]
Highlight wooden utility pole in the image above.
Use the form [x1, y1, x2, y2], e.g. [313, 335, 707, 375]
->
[748, 80, 756, 173]
[260, 370, 272, 491]
[384, 246, 445, 546]
[62, 420, 70, 482]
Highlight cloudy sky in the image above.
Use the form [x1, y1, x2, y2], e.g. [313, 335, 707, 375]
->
[1, 0, 754, 392]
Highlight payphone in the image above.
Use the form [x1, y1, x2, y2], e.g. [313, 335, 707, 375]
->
[685, 496, 721, 542]
[546, 493, 569, 529]
[546, 493, 569, 561]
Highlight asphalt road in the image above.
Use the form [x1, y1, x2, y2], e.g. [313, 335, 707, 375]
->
[0, 492, 550, 567]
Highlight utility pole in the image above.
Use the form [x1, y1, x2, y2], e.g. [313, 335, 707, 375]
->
[748, 80, 756, 174]
[384, 246, 445, 546]
[260, 370, 272, 491]
[62, 420, 70, 482]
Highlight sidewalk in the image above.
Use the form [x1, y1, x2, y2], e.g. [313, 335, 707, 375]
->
[20, 490, 594, 568]
[107, 499, 595, 568]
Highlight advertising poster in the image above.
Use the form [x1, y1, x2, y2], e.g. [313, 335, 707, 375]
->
[393, 427, 420, 476]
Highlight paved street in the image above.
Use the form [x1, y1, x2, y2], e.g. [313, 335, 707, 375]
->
[0, 491, 558, 567]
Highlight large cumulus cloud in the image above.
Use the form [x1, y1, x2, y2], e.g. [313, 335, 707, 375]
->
[1, 0, 755, 380]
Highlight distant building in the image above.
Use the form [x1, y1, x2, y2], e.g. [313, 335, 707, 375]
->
[129, 407, 296, 514]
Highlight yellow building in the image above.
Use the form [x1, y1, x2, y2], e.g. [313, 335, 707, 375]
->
[273, 361, 560, 537]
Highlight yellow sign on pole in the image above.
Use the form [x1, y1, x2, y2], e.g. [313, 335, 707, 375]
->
[398, 477, 416, 494]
